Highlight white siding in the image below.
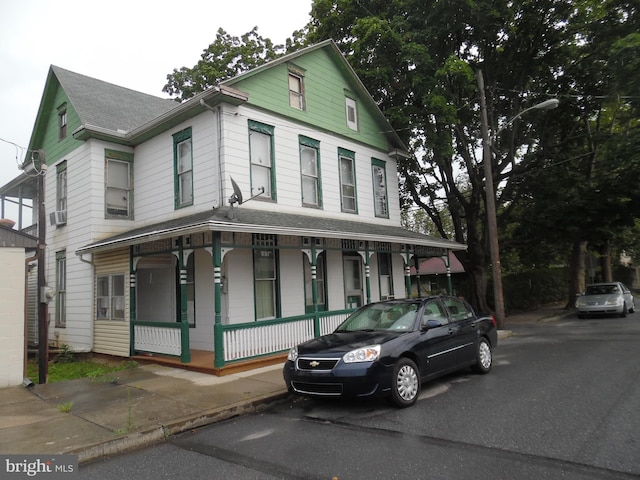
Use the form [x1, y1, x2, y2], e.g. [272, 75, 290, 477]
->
[190, 248, 215, 351]
[46, 143, 101, 353]
[217, 105, 402, 225]
[133, 114, 220, 225]
[279, 249, 305, 317]
[223, 249, 255, 324]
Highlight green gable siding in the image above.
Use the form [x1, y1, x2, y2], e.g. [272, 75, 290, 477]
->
[32, 80, 84, 166]
[231, 48, 390, 152]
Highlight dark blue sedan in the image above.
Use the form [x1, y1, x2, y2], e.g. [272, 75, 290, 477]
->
[283, 296, 498, 408]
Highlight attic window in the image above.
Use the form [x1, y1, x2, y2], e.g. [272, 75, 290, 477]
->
[288, 65, 305, 110]
[57, 103, 67, 140]
[345, 96, 358, 131]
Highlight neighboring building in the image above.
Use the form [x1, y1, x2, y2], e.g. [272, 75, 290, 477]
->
[410, 253, 466, 297]
[0, 221, 37, 387]
[0, 40, 465, 371]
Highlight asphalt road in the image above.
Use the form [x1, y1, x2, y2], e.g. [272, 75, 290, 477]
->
[81, 314, 640, 479]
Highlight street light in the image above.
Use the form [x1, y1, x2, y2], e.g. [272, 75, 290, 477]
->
[476, 70, 558, 329]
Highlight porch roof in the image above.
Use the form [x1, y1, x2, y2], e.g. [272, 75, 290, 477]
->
[76, 207, 466, 255]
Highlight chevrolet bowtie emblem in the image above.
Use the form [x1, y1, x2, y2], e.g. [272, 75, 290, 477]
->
[309, 361, 320, 367]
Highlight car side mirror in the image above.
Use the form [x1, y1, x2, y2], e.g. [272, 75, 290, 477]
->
[422, 319, 442, 330]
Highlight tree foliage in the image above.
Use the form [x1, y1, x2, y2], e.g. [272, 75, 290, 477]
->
[163, 27, 286, 101]
[306, 0, 640, 312]
[161, 0, 640, 313]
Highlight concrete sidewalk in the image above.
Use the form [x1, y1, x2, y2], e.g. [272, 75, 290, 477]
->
[0, 306, 575, 464]
[0, 363, 289, 463]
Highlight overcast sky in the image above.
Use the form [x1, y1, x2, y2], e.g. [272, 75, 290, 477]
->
[0, 0, 313, 209]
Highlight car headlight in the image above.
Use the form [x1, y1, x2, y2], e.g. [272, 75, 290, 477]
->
[575, 299, 586, 307]
[343, 345, 381, 363]
[606, 298, 623, 306]
[287, 346, 298, 362]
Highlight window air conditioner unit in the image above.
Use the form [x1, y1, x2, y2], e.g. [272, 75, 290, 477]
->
[49, 211, 67, 226]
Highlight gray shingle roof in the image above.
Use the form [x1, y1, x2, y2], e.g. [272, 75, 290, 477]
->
[52, 66, 177, 133]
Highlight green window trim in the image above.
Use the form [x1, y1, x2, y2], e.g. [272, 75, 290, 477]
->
[299, 135, 322, 208]
[55, 250, 66, 328]
[104, 149, 134, 219]
[173, 127, 194, 209]
[57, 103, 67, 140]
[248, 120, 276, 200]
[56, 161, 67, 219]
[371, 157, 389, 218]
[338, 147, 357, 213]
[253, 234, 281, 321]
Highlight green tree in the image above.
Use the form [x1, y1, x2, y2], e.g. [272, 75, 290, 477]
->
[307, 0, 581, 317]
[163, 27, 286, 102]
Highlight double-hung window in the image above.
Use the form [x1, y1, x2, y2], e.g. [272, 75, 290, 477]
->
[249, 120, 275, 200]
[105, 150, 133, 219]
[372, 158, 389, 218]
[339, 148, 357, 213]
[55, 161, 67, 225]
[289, 73, 305, 110]
[299, 136, 321, 207]
[55, 250, 66, 327]
[96, 273, 125, 321]
[173, 127, 193, 208]
[58, 103, 67, 140]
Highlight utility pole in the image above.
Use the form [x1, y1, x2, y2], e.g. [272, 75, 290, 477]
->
[476, 70, 506, 329]
[476, 70, 559, 329]
[36, 150, 48, 384]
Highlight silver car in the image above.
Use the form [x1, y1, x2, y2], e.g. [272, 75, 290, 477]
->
[575, 282, 636, 318]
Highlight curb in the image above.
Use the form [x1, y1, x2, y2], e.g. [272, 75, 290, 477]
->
[74, 391, 290, 463]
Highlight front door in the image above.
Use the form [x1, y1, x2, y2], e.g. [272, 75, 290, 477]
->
[343, 255, 363, 308]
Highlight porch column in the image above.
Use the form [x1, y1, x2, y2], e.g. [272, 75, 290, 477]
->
[213, 232, 224, 368]
[406, 246, 414, 297]
[177, 238, 191, 363]
[443, 251, 453, 295]
[129, 247, 136, 357]
[364, 242, 371, 304]
[311, 239, 321, 336]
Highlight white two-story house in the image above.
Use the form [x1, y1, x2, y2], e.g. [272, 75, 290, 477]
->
[2, 40, 465, 372]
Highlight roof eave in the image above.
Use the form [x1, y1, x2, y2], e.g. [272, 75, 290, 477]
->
[76, 217, 466, 256]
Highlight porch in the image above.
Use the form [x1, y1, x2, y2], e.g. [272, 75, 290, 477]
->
[131, 349, 287, 376]
[131, 309, 354, 375]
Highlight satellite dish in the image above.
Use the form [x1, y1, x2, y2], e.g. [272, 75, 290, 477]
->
[229, 176, 243, 206]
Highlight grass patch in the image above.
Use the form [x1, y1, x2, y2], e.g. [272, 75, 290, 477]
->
[26, 358, 138, 384]
[57, 401, 73, 413]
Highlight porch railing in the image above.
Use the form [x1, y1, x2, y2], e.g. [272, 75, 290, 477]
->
[222, 309, 353, 363]
[132, 320, 190, 362]
[131, 309, 354, 367]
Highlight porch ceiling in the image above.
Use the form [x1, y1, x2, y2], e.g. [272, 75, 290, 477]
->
[76, 206, 466, 255]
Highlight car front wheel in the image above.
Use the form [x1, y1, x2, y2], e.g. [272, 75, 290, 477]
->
[389, 358, 420, 408]
[472, 338, 492, 374]
[621, 302, 628, 318]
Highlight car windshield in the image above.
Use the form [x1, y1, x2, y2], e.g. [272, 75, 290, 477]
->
[336, 302, 420, 332]
[585, 284, 620, 295]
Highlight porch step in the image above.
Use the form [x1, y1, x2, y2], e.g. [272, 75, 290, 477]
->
[132, 350, 287, 377]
